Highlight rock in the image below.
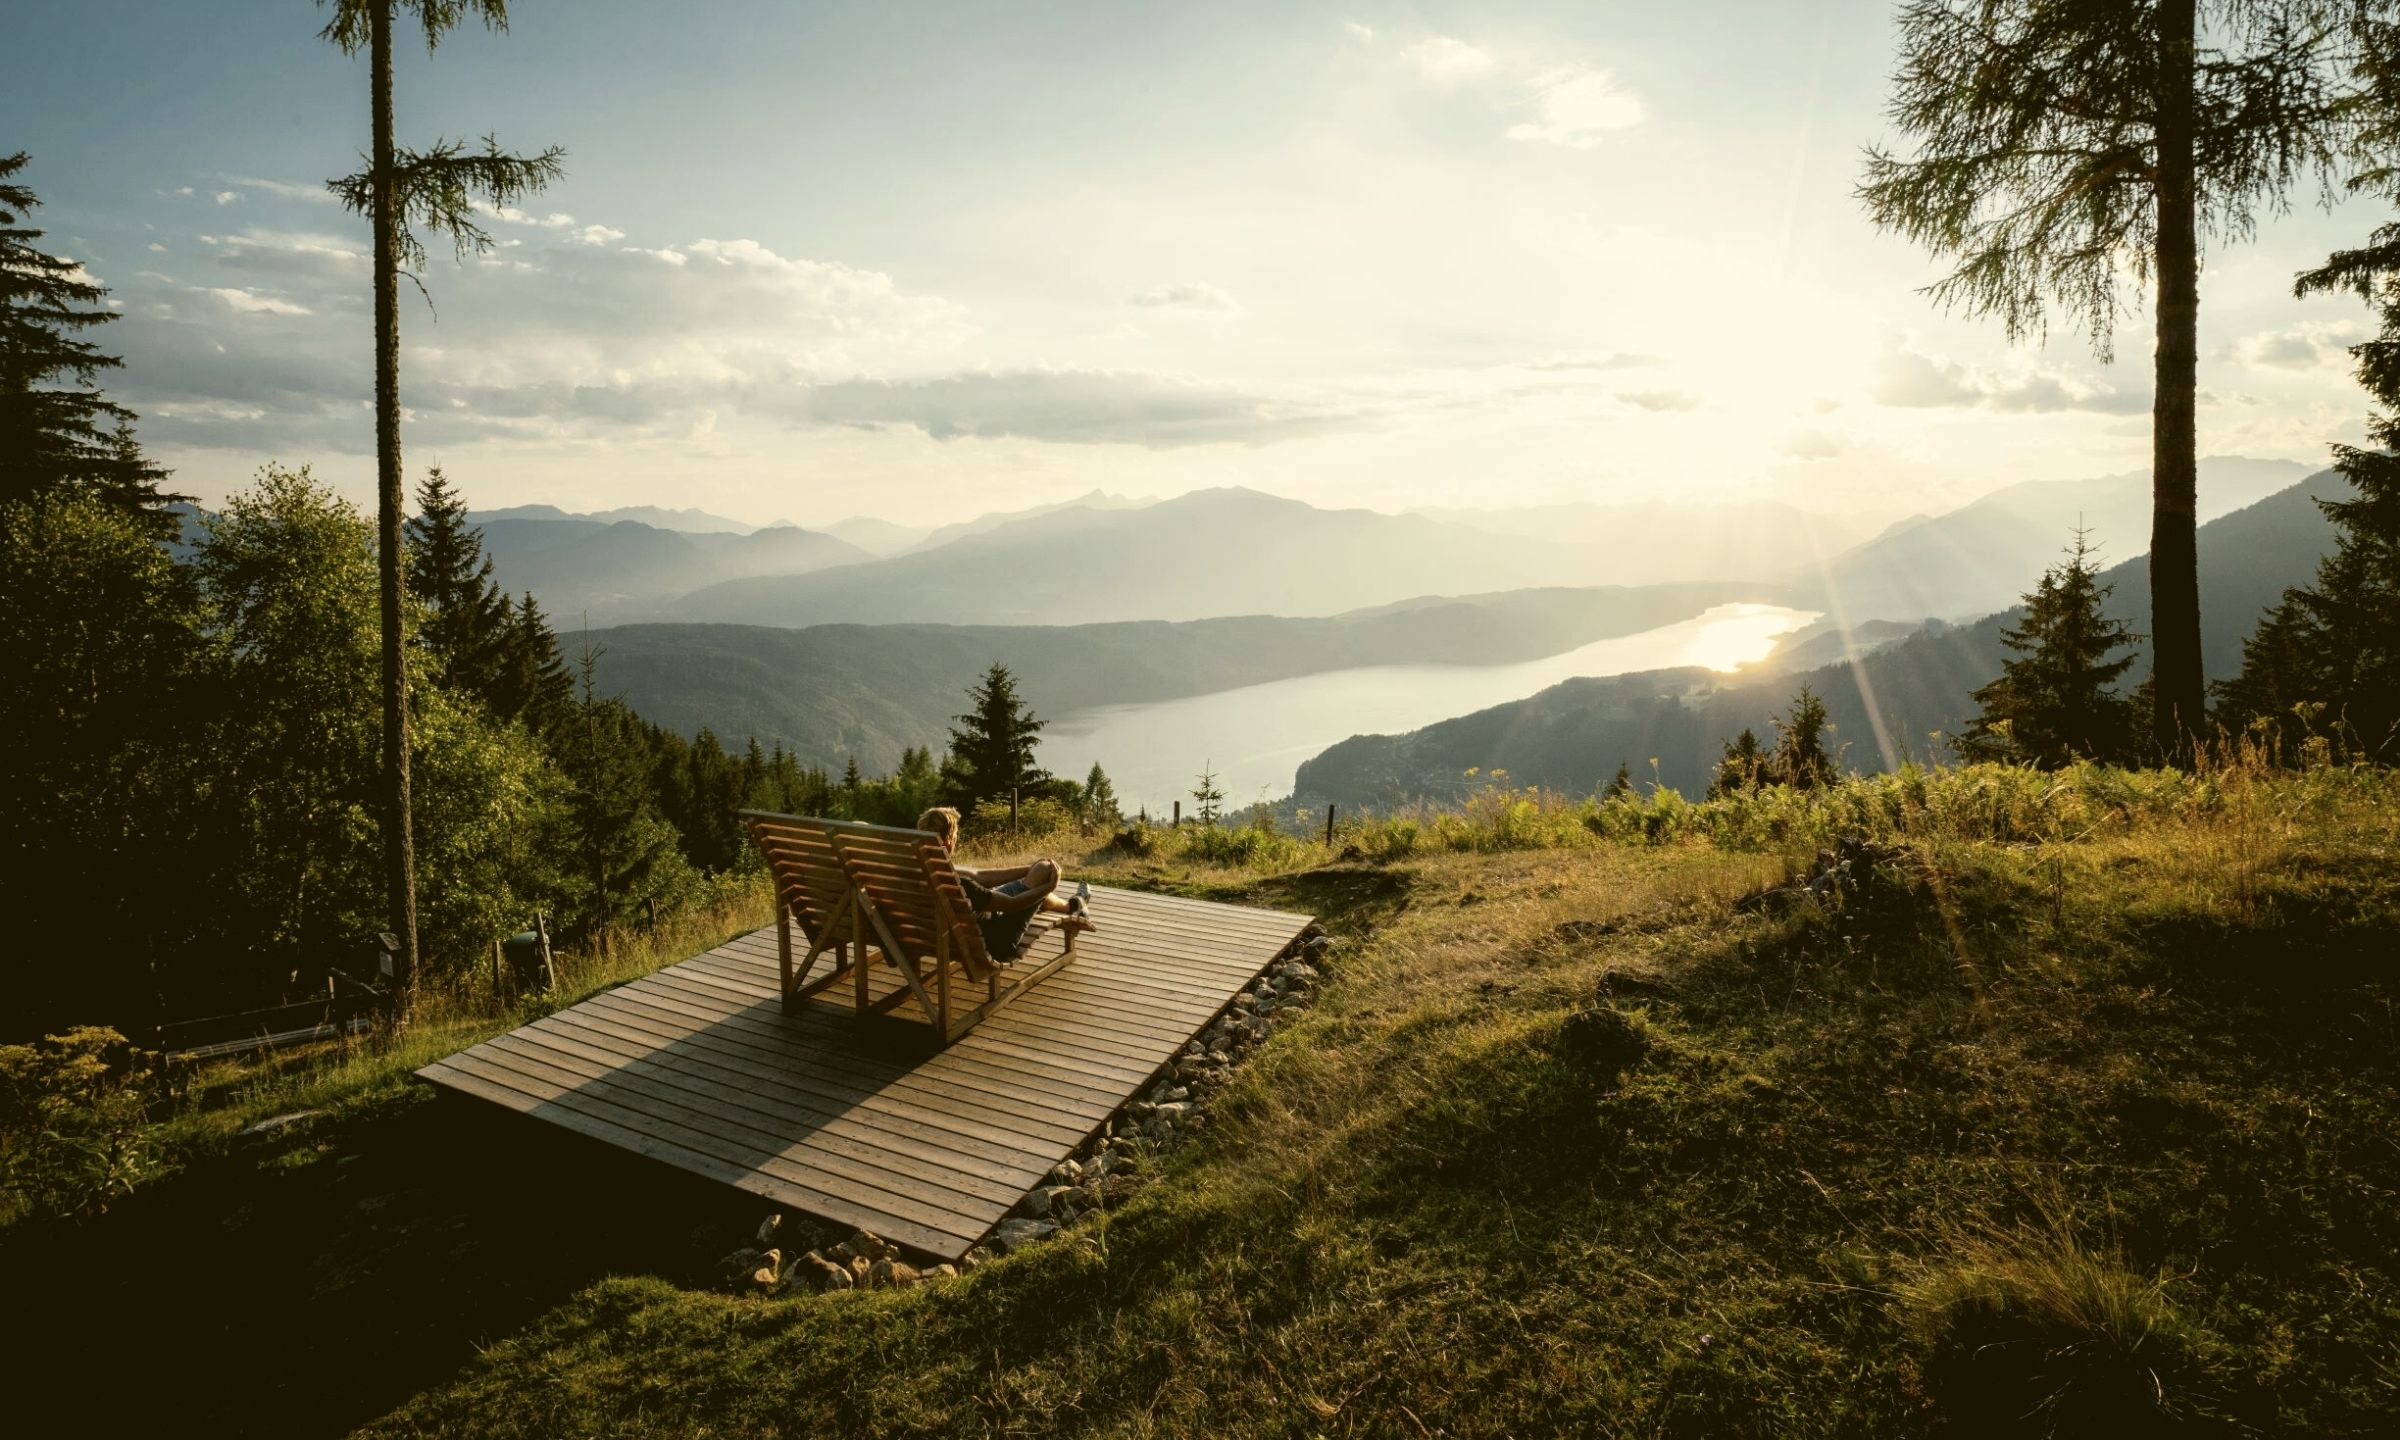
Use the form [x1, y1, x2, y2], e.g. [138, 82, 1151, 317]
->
[1048, 1159, 1084, 1185]
[849, 1255, 872, 1283]
[748, 1248, 785, 1291]
[1208, 1033, 1236, 1055]
[1231, 992, 1257, 1011]
[721, 1245, 766, 1278]
[846, 1228, 895, 1262]
[754, 1213, 784, 1248]
[1558, 1007, 1649, 1073]
[928, 1263, 958, 1280]
[990, 1217, 1059, 1254]
[1303, 934, 1335, 958]
[868, 1257, 921, 1288]
[1284, 962, 1320, 985]
[1152, 1102, 1193, 1123]
[960, 1246, 992, 1271]
[796, 1251, 852, 1292]
[1016, 1184, 1077, 1218]
[1083, 1150, 1117, 1179]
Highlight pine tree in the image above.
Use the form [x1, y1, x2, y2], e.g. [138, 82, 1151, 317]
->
[1960, 531, 2142, 767]
[1083, 761, 1121, 831]
[841, 756, 862, 796]
[405, 467, 511, 707]
[1769, 685, 1836, 790]
[1191, 762, 1225, 827]
[1604, 761, 1633, 800]
[1859, 1, 2364, 756]
[941, 663, 1049, 812]
[566, 637, 685, 931]
[318, 0, 567, 1000]
[0, 153, 182, 531]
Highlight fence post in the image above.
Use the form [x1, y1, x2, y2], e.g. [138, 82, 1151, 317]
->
[1325, 803, 1337, 847]
[1010, 786, 1019, 838]
[491, 937, 504, 997]
[1173, 800, 1181, 828]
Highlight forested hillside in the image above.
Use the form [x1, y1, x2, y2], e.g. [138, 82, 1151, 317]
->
[587, 582, 1770, 770]
[1296, 471, 2346, 804]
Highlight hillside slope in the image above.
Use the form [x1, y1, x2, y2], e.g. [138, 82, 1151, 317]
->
[591, 582, 1767, 770]
[473, 517, 872, 623]
[1296, 470, 2345, 803]
[24, 770, 2378, 1438]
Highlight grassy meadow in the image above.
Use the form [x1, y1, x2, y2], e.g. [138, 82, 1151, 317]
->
[5, 758, 2396, 1437]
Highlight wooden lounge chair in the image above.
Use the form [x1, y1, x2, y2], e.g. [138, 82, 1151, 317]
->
[738, 810, 1079, 1046]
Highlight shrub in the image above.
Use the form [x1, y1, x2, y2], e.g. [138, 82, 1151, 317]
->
[0, 1027, 159, 1224]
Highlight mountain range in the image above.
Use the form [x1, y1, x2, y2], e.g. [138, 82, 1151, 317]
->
[461, 456, 2308, 633]
[1291, 468, 2347, 805]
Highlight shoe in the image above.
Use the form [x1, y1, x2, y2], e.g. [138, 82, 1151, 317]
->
[1064, 894, 1098, 934]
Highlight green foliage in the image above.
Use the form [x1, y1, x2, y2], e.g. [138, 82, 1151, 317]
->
[1961, 529, 2141, 767]
[941, 663, 1048, 812]
[406, 467, 514, 710]
[0, 492, 204, 1028]
[0, 1027, 157, 1224]
[0, 153, 182, 529]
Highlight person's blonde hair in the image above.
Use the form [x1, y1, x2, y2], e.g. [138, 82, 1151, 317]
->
[916, 806, 961, 848]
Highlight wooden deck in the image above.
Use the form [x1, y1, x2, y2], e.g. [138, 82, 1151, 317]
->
[418, 884, 1312, 1261]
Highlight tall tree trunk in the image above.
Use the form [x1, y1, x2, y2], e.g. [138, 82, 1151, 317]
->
[2151, 0, 2204, 760]
[371, 3, 419, 1000]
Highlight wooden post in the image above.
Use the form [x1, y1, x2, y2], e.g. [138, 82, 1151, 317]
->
[533, 910, 553, 991]
[1325, 803, 1337, 847]
[491, 937, 503, 997]
[1009, 786, 1019, 838]
[645, 894, 658, 932]
[776, 896, 794, 1012]
[1173, 800, 1181, 828]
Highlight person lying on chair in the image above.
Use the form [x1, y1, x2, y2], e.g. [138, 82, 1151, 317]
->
[916, 806, 1095, 962]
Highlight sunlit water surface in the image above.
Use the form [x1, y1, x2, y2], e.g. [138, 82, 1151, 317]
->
[1039, 602, 1815, 815]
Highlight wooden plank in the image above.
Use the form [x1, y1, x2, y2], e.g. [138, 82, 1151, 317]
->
[422, 880, 1314, 1262]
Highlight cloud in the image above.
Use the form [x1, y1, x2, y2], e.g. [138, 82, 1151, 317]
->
[789, 370, 1352, 448]
[1506, 67, 1644, 148]
[1781, 429, 1843, 460]
[213, 191, 240, 206]
[1620, 389, 1698, 412]
[229, 176, 338, 205]
[1344, 20, 1374, 42]
[201, 286, 311, 316]
[576, 224, 626, 245]
[1130, 282, 1240, 313]
[1404, 37, 1495, 86]
[1873, 342, 2145, 414]
[2225, 320, 2364, 372]
[1529, 352, 1658, 372]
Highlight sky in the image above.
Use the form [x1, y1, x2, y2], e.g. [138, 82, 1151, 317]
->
[3, 0, 2389, 528]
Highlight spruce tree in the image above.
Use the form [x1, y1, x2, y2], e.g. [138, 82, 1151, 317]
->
[0, 153, 182, 531]
[1709, 731, 1766, 799]
[1961, 531, 2142, 767]
[941, 663, 1049, 811]
[1859, 1, 2363, 755]
[319, 0, 567, 1000]
[490, 591, 573, 734]
[1769, 685, 1836, 790]
[1083, 761, 1121, 830]
[405, 467, 511, 707]
[1191, 762, 1226, 827]
[1604, 761, 1633, 800]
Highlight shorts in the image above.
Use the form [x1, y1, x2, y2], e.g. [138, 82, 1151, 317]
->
[976, 879, 1038, 961]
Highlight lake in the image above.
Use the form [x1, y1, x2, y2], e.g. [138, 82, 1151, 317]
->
[1039, 601, 1815, 815]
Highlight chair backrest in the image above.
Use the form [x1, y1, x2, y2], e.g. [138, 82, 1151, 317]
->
[739, 811, 996, 980]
